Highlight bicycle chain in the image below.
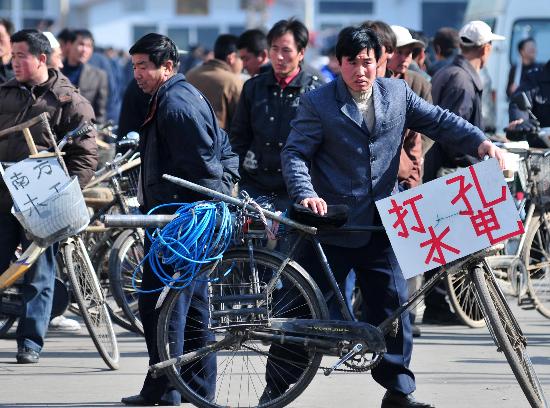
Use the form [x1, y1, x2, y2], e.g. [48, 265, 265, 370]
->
[241, 343, 384, 373]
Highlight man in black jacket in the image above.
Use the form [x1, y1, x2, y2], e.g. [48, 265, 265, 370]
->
[230, 18, 323, 211]
[509, 60, 550, 130]
[121, 33, 239, 407]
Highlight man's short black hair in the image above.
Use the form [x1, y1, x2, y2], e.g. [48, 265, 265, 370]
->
[237, 29, 267, 55]
[267, 18, 308, 51]
[518, 37, 535, 53]
[72, 28, 94, 44]
[129, 33, 180, 69]
[214, 34, 238, 61]
[57, 28, 74, 43]
[0, 18, 14, 35]
[433, 27, 459, 58]
[360, 20, 396, 54]
[11, 29, 51, 57]
[335, 26, 381, 64]
[410, 30, 428, 59]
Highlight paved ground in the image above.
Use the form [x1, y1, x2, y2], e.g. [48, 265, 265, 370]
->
[1, 302, 549, 407]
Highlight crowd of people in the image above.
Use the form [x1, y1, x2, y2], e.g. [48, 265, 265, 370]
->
[0, 13, 546, 408]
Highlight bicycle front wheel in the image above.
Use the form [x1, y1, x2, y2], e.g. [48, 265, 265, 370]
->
[471, 264, 548, 408]
[523, 213, 550, 319]
[157, 247, 328, 408]
[445, 269, 485, 328]
[108, 229, 144, 335]
[64, 236, 120, 370]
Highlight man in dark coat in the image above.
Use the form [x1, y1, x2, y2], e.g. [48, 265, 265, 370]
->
[121, 33, 239, 407]
[0, 29, 97, 364]
[230, 18, 323, 211]
[62, 29, 109, 123]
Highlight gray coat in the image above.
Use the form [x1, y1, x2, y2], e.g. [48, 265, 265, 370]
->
[78, 63, 109, 123]
[282, 76, 486, 248]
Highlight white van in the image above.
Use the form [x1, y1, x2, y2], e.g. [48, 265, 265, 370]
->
[465, 0, 550, 132]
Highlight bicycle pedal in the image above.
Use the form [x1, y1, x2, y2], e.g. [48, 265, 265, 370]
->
[323, 343, 363, 376]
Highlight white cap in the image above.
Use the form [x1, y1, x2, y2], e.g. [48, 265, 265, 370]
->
[390, 25, 425, 49]
[459, 21, 505, 46]
[42, 31, 60, 49]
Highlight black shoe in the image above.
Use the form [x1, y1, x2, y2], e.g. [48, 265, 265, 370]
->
[381, 391, 435, 408]
[259, 384, 286, 405]
[422, 307, 461, 325]
[412, 324, 421, 338]
[16, 347, 39, 364]
[121, 394, 180, 406]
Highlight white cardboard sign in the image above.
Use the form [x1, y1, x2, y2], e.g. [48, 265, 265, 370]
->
[2, 156, 70, 216]
[375, 159, 524, 279]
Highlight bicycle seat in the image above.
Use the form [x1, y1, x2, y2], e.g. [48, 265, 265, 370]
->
[288, 203, 348, 228]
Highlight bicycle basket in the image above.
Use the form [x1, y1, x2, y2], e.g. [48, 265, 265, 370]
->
[208, 281, 271, 329]
[527, 152, 550, 206]
[120, 165, 140, 211]
[12, 176, 90, 247]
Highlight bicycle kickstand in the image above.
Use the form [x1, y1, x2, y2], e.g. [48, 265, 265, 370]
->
[323, 343, 363, 376]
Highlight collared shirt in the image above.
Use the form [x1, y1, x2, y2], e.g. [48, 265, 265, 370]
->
[274, 66, 301, 89]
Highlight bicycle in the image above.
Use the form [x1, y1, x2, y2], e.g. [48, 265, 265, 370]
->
[81, 133, 143, 334]
[0, 113, 119, 370]
[105, 175, 548, 408]
[445, 112, 550, 327]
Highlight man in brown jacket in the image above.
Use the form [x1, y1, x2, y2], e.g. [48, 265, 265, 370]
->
[388, 25, 433, 189]
[186, 34, 243, 130]
[0, 29, 97, 364]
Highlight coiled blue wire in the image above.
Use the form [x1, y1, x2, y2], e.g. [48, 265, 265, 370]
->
[132, 201, 233, 293]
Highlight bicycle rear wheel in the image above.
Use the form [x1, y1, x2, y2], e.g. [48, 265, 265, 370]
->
[108, 229, 144, 335]
[471, 263, 548, 408]
[64, 236, 120, 370]
[157, 248, 328, 408]
[445, 269, 485, 327]
[523, 213, 550, 318]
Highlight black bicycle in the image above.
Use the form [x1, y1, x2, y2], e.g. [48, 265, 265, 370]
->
[105, 176, 548, 408]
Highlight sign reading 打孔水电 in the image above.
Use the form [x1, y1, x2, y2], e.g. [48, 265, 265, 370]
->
[1, 157, 70, 216]
[376, 159, 524, 279]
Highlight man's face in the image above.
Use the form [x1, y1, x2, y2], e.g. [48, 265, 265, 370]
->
[340, 47, 377, 92]
[0, 24, 10, 61]
[520, 41, 536, 65]
[480, 42, 493, 69]
[69, 35, 93, 65]
[49, 47, 64, 70]
[132, 53, 170, 95]
[239, 48, 265, 76]
[387, 44, 414, 75]
[227, 51, 243, 74]
[11, 41, 45, 84]
[269, 32, 304, 78]
[375, 45, 393, 77]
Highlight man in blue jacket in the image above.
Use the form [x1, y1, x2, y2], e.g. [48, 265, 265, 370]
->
[121, 33, 239, 406]
[279, 26, 503, 408]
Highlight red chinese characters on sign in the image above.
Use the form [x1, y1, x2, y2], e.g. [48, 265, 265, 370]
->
[446, 166, 524, 245]
[387, 194, 461, 266]
[388, 194, 425, 238]
[387, 165, 524, 267]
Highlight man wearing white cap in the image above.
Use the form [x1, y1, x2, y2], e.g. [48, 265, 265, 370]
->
[425, 20, 504, 182]
[42, 31, 63, 71]
[422, 20, 504, 324]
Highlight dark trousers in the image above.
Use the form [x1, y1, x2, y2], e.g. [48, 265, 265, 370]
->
[267, 235, 416, 395]
[138, 232, 216, 404]
[0, 213, 55, 353]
